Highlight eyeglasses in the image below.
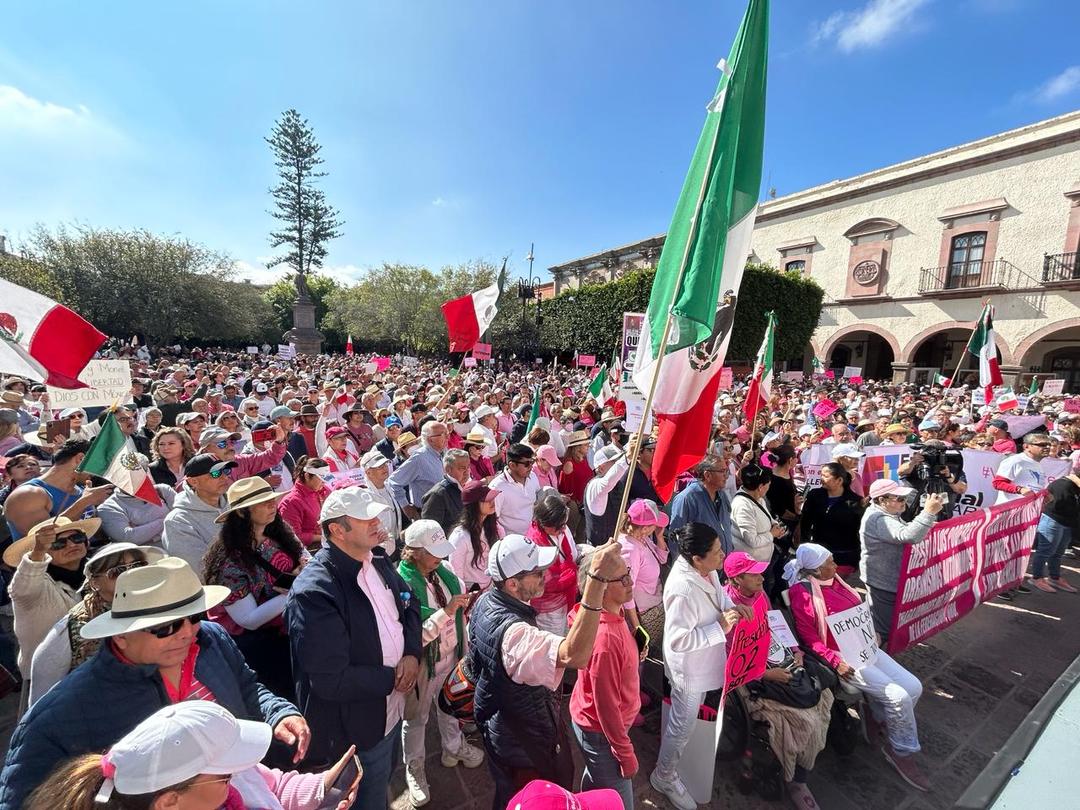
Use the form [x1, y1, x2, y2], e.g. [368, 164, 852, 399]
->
[182, 775, 234, 791]
[1028, 443, 1051, 448]
[142, 611, 207, 639]
[512, 459, 535, 467]
[94, 560, 149, 580]
[49, 531, 89, 551]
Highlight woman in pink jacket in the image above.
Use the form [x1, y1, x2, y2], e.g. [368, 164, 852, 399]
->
[525, 491, 580, 637]
[786, 543, 930, 793]
[277, 456, 329, 550]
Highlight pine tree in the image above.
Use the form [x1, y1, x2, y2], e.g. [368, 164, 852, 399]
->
[265, 109, 343, 282]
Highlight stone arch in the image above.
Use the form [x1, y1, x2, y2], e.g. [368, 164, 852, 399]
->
[821, 324, 901, 364]
[901, 321, 1016, 365]
[1014, 317, 1080, 366]
[843, 218, 901, 240]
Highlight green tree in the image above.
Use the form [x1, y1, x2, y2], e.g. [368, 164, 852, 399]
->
[263, 274, 344, 347]
[265, 109, 343, 280]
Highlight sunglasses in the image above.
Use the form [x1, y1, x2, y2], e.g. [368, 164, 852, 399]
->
[512, 459, 535, 467]
[212, 440, 230, 449]
[95, 560, 149, 580]
[142, 611, 207, 639]
[49, 531, 89, 551]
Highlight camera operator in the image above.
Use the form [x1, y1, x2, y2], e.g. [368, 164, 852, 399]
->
[898, 439, 966, 522]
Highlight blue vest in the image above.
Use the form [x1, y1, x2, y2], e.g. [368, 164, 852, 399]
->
[468, 588, 562, 770]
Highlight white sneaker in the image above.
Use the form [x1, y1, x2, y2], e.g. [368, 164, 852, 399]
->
[441, 741, 485, 768]
[650, 768, 697, 810]
[405, 760, 431, 807]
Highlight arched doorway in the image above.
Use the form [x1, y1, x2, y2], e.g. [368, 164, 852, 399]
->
[1017, 324, 1080, 394]
[826, 332, 894, 379]
[909, 328, 1003, 388]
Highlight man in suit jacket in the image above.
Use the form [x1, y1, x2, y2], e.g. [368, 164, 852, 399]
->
[421, 449, 469, 534]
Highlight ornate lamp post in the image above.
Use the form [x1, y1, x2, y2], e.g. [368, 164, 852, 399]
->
[517, 243, 543, 355]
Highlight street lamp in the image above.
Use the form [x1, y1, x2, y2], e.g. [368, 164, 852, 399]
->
[517, 243, 543, 352]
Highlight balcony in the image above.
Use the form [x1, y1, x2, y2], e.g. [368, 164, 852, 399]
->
[918, 258, 1024, 298]
[1043, 252, 1080, 285]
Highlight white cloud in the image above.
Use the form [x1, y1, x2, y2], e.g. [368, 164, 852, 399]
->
[1033, 66, 1080, 103]
[0, 84, 120, 143]
[813, 0, 931, 52]
[233, 258, 367, 287]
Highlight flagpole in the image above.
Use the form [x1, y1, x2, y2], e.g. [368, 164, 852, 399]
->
[948, 301, 988, 407]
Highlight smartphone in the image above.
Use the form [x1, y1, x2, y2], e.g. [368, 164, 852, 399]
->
[251, 428, 275, 444]
[634, 625, 651, 654]
[317, 754, 362, 810]
[273, 571, 297, 590]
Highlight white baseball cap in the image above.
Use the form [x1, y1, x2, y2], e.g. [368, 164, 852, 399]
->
[487, 533, 558, 580]
[101, 701, 270, 798]
[360, 449, 391, 469]
[473, 404, 498, 420]
[319, 488, 389, 522]
[830, 442, 865, 460]
[403, 519, 455, 558]
[593, 444, 624, 467]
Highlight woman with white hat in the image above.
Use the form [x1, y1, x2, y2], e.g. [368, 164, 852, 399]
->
[25, 701, 360, 810]
[202, 478, 310, 702]
[29, 542, 167, 706]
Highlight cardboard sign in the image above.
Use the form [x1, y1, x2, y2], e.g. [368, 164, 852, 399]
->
[245, 346, 259, 355]
[277, 344, 296, 360]
[848, 375, 864, 386]
[842, 366, 862, 380]
[463, 357, 478, 368]
[621, 313, 644, 382]
[719, 367, 734, 390]
[1042, 379, 1065, 396]
[472, 343, 492, 361]
[827, 601, 879, 668]
[812, 399, 839, 420]
[577, 354, 596, 368]
[47, 360, 133, 409]
[722, 597, 769, 701]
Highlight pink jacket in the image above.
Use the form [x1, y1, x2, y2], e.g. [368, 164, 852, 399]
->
[788, 577, 863, 669]
[526, 522, 578, 614]
[278, 481, 327, 546]
[568, 604, 640, 775]
[231, 442, 287, 481]
[617, 533, 668, 612]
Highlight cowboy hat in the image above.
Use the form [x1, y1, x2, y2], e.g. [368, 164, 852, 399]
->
[564, 429, 591, 448]
[0, 390, 25, 407]
[3, 515, 103, 568]
[463, 428, 495, 448]
[80, 557, 230, 640]
[215, 477, 286, 523]
[396, 431, 420, 451]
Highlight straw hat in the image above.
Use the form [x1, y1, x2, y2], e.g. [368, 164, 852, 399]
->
[3, 515, 102, 568]
[564, 429, 591, 448]
[463, 428, 495, 448]
[396, 431, 420, 452]
[214, 477, 286, 524]
[80, 558, 230, 640]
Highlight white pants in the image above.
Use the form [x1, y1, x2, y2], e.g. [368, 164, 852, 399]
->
[402, 657, 464, 765]
[535, 607, 569, 638]
[850, 649, 923, 754]
[656, 686, 710, 778]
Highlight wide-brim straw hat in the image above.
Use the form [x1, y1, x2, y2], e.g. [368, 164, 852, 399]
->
[81, 557, 230, 640]
[397, 431, 420, 451]
[214, 476, 286, 524]
[3, 515, 102, 568]
[565, 429, 591, 448]
[463, 429, 495, 448]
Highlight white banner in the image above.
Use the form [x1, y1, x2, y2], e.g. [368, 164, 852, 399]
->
[47, 360, 132, 409]
[277, 343, 296, 360]
[246, 346, 259, 355]
[826, 601, 879, 668]
[1043, 379, 1065, 396]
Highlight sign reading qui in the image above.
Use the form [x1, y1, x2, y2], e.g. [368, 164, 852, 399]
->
[47, 360, 132, 409]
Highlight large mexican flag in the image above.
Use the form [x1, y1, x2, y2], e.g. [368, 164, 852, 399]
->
[630, 0, 769, 499]
[79, 412, 161, 505]
[967, 304, 1003, 405]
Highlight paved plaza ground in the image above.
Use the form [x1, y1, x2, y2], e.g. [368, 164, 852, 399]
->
[3, 560, 1078, 810]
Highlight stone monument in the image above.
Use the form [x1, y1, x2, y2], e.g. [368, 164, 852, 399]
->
[282, 272, 323, 355]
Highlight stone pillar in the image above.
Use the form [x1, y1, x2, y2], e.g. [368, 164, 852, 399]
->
[283, 294, 323, 356]
[891, 362, 911, 384]
[998, 364, 1023, 391]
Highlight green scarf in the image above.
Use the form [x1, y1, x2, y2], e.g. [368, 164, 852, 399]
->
[397, 559, 465, 677]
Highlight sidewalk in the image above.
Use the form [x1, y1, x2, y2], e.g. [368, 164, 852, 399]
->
[3, 565, 1079, 809]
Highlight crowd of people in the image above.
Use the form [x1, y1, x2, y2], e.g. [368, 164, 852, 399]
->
[0, 346, 1077, 810]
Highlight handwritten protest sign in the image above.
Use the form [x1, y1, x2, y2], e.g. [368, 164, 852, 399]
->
[827, 601, 879, 668]
[1042, 379, 1065, 396]
[463, 357, 478, 368]
[719, 367, 734, 389]
[471, 343, 492, 361]
[722, 598, 769, 703]
[47, 360, 132, 409]
[887, 492, 1044, 653]
[277, 344, 296, 360]
[577, 354, 596, 367]
[1067, 398, 1080, 414]
[842, 366, 862, 379]
[812, 399, 839, 420]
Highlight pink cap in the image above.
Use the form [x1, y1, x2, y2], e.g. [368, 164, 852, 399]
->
[535, 444, 560, 467]
[325, 426, 348, 440]
[627, 499, 669, 528]
[868, 478, 915, 499]
[506, 780, 624, 810]
[723, 551, 769, 578]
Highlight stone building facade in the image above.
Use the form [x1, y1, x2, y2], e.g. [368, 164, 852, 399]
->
[549, 111, 1080, 391]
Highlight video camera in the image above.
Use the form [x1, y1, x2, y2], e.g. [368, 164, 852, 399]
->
[909, 442, 963, 482]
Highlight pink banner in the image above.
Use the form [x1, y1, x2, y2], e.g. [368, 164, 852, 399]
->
[577, 354, 596, 367]
[722, 594, 769, 703]
[1066, 398, 1080, 414]
[373, 356, 391, 372]
[848, 375, 864, 385]
[812, 399, 839, 420]
[471, 343, 492, 360]
[887, 492, 1045, 654]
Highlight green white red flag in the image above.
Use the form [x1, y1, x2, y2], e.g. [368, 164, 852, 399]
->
[79, 412, 161, 505]
[743, 311, 775, 424]
[934, 373, 952, 387]
[966, 304, 1003, 404]
[588, 363, 613, 407]
[629, 0, 769, 499]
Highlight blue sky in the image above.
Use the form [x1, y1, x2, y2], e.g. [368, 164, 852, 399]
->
[1, 0, 1078, 286]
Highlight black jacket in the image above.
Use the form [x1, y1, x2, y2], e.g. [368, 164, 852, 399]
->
[799, 486, 865, 568]
[285, 542, 421, 761]
[148, 457, 179, 488]
[421, 476, 463, 534]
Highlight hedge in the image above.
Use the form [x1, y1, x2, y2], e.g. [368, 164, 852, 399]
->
[536, 263, 823, 362]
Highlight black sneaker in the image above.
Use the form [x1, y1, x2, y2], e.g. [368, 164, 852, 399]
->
[1015, 582, 1032, 594]
[999, 590, 1015, 601]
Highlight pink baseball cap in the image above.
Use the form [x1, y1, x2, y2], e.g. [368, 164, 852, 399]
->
[325, 426, 348, 440]
[723, 551, 768, 578]
[507, 780, 624, 810]
[535, 445, 560, 467]
[627, 499, 669, 528]
[868, 479, 915, 499]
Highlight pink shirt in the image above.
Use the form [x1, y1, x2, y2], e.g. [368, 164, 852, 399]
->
[356, 554, 405, 735]
[500, 622, 564, 689]
[618, 534, 668, 612]
[788, 578, 862, 669]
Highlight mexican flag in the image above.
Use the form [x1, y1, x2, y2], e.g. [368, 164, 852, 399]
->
[0, 277, 106, 388]
[743, 311, 775, 424]
[79, 412, 161, 505]
[1029, 376, 1039, 395]
[966, 304, 1003, 405]
[524, 385, 542, 435]
[811, 357, 824, 375]
[346, 335, 354, 357]
[588, 363, 613, 407]
[935, 373, 952, 387]
[629, 0, 769, 500]
[440, 281, 500, 353]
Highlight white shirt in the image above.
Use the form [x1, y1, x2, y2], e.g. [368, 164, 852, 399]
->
[447, 525, 492, 589]
[367, 484, 401, 556]
[995, 453, 1046, 504]
[489, 469, 541, 536]
[255, 395, 276, 418]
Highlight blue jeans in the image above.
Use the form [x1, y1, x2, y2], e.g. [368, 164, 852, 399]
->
[1033, 514, 1072, 579]
[572, 722, 633, 810]
[354, 720, 402, 810]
